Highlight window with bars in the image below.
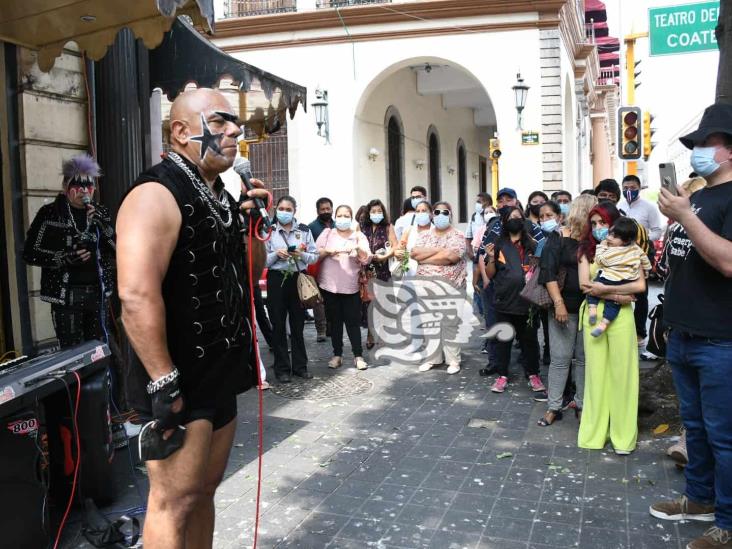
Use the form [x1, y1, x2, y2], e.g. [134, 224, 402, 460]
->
[224, 0, 297, 18]
[244, 125, 291, 207]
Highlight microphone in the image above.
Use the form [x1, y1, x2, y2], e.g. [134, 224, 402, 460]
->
[233, 157, 273, 234]
[82, 195, 91, 206]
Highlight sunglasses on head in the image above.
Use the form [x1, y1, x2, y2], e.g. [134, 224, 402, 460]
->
[433, 209, 450, 216]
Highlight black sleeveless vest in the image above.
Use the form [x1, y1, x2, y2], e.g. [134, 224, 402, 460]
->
[125, 156, 255, 408]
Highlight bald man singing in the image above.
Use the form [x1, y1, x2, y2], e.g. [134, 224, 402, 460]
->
[117, 88, 267, 548]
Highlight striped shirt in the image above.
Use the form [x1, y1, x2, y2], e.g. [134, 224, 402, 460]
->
[595, 242, 652, 282]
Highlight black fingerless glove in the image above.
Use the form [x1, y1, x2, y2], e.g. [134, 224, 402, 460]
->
[148, 371, 184, 431]
[64, 250, 83, 266]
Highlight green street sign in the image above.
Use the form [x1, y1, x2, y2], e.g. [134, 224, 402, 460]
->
[649, 1, 720, 56]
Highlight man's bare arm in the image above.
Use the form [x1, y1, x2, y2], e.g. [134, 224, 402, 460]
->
[117, 183, 181, 381]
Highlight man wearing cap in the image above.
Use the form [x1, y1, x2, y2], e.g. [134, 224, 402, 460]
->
[649, 103, 732, 549]
[479, 187, 545, 247]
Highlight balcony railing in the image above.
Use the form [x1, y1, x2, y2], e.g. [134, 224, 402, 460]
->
[317, 0, 392, 8]
[223, 0, 297, 18]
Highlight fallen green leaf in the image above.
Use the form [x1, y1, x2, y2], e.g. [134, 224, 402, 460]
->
[497, 452, 513, 459]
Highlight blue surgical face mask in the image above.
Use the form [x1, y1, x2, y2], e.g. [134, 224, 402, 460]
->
[433, 214, 451, 230]
[593, 227, 609, 241]
[276, 210, 293, 225]
[411, 196, 423, 209]
[691, 146, 728, 177]
[540, 219, 559, 233]
[335, 217, 352, 231]
[370, 213, 384, 224]
[415, 212, 431, 227]
[559, 203, 570, 216]
[624, 188, 640, 203]
[474, 202, 484, 215]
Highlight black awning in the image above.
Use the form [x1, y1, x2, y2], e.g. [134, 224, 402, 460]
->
[149, 18, 306, 135]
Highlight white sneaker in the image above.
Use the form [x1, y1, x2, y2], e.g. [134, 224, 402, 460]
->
[354, 357, 368, 370]
[614, 448, 632, 456]
[328, 356, 342, 369]
[446, 362, 461, 375]
[418, 363, 434, 372]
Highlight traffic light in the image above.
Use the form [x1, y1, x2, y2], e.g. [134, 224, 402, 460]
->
[642, 112, 656, 160]
[489, 138, 501, 159]
[618, 106, 642, 161]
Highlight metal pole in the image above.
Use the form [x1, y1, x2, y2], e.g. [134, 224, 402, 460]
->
[491, 158, 499, 198]
[625, 37, 637, 176]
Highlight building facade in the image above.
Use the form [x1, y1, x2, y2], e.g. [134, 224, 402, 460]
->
[215, 0, 618, 220]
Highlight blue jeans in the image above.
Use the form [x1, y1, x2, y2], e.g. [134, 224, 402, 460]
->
[668, 329, 732, 530]
[473, 278, 485, 317]
[586, 276, 623, 322]
[481, 282, 497, 363]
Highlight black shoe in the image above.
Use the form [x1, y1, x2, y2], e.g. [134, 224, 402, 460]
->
[479, 365, 498, 377]
[533, 390, 548, 402]
[293, 371, 313, 379]
[276, 374, 292, 383]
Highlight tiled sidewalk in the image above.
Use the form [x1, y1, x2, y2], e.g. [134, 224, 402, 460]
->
[202, 325, 698, 549]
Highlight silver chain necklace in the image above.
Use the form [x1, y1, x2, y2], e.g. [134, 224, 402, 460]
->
[168, 152, 232, 228]
[66, 201, 89, 234]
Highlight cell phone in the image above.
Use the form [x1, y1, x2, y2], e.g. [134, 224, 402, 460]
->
[659, 162, 679, 196]
[287, 244, 297, 252]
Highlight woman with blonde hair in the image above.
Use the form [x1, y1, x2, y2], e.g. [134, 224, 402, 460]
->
[537, 193, 597, 426]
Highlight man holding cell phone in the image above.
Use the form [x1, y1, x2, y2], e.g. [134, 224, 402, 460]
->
[650, 103, 732, 549]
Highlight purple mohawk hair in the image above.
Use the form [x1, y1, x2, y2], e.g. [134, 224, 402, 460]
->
[62, 154, 101, 185]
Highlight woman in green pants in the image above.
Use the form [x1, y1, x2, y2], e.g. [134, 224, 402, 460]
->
[577, 202, 646, 454]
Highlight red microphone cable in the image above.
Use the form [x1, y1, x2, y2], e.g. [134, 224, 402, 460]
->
[244, 193, 272, 549]
[53, 370, 82, 549]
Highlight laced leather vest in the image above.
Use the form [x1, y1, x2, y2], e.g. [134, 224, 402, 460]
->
[126, 154, 255, 407]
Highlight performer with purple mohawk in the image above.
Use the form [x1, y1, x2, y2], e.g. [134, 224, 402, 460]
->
[23, 153, 116, 347]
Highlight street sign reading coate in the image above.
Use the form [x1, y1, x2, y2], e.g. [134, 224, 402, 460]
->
[649, 1, 719, 56]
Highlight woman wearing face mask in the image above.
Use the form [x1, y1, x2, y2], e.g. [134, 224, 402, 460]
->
[360, 199, 398, 349]
[482, 207, 546, 394]
[264, 196, 320, 383]
[526, 191, 549, 225]
[394, 200, 432, 278]
[411, 201, 467, 374]
[577, 202, 644, 454]
[316, 205, 373, 370]
[537, 196, 597, 426]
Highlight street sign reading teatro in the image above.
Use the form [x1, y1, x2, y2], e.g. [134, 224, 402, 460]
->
[649, 1, 719, 56]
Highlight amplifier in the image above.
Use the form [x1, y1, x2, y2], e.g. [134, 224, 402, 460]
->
[0, 404, 51, 548]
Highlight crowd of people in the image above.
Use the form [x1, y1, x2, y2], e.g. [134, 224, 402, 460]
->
[19, 90, 732, 549]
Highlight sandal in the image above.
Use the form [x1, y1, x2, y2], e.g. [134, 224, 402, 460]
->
[537, 410, 563, 427]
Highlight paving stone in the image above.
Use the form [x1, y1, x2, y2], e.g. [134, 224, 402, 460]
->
[578, 526, 628, 548]
[396, 504, 448, 529]
[451, 493, 496, 515]
[484, 517, 533, 542]
[529, 521, 580, 547]
[381, 523, 436, 548]
[437, 509, 488, 537]
[410, 488, 457, 509]
[370, 483, 417, 504]
[429, 529, 482, 549]
[491, 498, 539, 521]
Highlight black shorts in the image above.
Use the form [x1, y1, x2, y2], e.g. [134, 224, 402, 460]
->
[184, 392, 238, 431]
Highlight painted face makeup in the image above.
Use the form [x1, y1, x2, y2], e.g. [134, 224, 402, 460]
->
[190, 112, 225, 160]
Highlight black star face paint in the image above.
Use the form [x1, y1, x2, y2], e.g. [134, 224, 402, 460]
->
[214, 110, 240, 125]
[189, 112, 225, 160]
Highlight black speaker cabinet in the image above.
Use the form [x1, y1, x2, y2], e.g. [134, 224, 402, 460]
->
[46, 367, 116, 507]
[0, 405, 51, 549]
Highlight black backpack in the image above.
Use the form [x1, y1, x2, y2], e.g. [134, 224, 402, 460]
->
[646, 294, 666, 358]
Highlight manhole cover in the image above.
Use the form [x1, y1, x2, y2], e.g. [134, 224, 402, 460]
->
[270, 374, 373, 400]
